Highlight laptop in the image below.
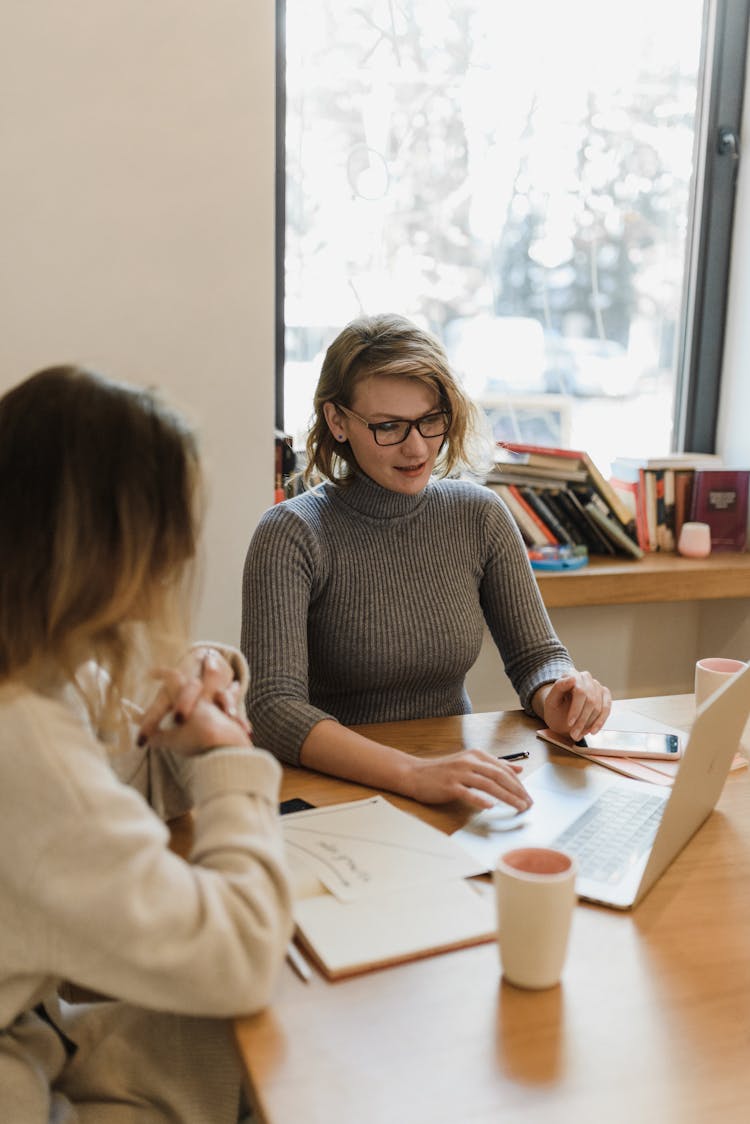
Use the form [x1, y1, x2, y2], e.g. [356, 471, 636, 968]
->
[454, 663, 750, 909]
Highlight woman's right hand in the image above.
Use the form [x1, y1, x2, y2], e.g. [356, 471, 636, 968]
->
[404, 749, 532, 812]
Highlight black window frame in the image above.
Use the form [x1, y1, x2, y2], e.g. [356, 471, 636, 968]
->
[676, 0, 750, 451]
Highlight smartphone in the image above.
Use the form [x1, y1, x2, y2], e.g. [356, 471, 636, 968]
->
[576, 730, 682, 760]
[279, 797, 315, 815]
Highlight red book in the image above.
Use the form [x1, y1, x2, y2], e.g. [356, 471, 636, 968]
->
[689, 470, 750, 551]
[635, 468, 650, 551]
[507, 485, 558, 545]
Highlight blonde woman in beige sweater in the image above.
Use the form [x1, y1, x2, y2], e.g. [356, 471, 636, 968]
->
[0, 367, 292, 1123]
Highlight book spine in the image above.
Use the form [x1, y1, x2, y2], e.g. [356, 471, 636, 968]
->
[662, 469, 676, 551]
[583, 499, 646, 559]
[651, 469, 667, 551]
[643, 470, 654, 549]
[673, 469, 695, 543]
[507, 485, 558, 545]
[639, 468, 673, 552]
[517, 486, 575, 546]
[635, 469, 650, 551]
[565, 486, 617, 555]
[489, 483, 546, 546]
[538, 488, 589, 549]
[546, 488, 593, 551]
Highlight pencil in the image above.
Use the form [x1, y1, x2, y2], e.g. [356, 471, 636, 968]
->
[286, 941, 312, 983]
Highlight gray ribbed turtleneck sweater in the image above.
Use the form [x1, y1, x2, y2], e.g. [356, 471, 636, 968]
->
[241, 472, 573, 766]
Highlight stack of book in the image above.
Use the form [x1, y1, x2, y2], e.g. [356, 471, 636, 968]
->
[608, 453, 724, 552]
[489, 442, 644, 559]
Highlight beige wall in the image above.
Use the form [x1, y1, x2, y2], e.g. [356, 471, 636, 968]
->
[467, 598, 750, 711]
[1, 4, 748, 697]
[0, 0, 275, 644]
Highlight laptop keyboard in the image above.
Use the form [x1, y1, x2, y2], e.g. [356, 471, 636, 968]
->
[553, 788, 667, 885]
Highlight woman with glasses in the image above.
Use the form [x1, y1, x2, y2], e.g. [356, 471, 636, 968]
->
[242, 313, 610, 812]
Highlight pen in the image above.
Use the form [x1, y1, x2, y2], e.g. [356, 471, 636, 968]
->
[286, 941, 312, 983]
[498, 750, 530, 761]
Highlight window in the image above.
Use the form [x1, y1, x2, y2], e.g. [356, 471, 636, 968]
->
[278, 1, 749, 474]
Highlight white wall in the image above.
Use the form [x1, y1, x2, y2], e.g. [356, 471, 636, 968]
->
[0, 0, 275, 644]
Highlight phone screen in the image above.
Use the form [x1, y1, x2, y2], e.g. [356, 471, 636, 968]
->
[579, 731, 681, 755]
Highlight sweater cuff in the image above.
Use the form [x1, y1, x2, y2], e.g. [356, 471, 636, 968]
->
[192, 747, 281, 805]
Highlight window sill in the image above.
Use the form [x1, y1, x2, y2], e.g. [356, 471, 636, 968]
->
[536, 551, 750, 608]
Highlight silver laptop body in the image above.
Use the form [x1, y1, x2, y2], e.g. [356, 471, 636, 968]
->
[456, 663, 750, 909]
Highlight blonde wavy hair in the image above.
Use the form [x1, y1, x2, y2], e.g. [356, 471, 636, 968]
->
[304, 313, 485, 485]
[0, 366, 201, 726]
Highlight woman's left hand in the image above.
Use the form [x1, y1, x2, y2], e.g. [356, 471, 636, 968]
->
[534, 671, 612, 742]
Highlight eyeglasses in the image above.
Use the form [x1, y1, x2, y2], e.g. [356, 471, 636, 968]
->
[336, 404, 452, 446]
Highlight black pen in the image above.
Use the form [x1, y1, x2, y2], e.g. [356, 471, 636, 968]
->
[498, 750, 530, 761]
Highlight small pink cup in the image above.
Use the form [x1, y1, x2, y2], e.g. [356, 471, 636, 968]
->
[494, 847, 577, 989]
[677, 521, 712, 558]
[695, 657, 748, 709]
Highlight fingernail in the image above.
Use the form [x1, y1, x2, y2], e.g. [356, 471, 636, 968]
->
[174, 712, 185, 725]
[137, 734, 147, 747]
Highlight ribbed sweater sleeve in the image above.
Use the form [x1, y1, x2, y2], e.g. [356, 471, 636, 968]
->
[242, 499, 335, 763]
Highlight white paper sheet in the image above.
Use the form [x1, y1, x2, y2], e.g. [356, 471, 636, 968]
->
[283, 795, 487, 902]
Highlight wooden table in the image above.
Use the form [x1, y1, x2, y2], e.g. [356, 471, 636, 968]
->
[234, 697, 750, 1124]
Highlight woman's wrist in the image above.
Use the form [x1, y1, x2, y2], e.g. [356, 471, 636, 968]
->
[398, 753, 426, 801]
[531, 684, 550, 721]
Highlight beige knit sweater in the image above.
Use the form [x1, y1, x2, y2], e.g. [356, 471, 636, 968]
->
[0, 659, 293, 1122]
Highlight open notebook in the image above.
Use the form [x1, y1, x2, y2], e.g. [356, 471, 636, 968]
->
[283, 796, 496, 979]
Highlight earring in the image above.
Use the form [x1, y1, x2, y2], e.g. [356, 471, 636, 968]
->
[337, 434, 345, 441]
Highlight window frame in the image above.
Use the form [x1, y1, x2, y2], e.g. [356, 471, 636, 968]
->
[675, 0, 750, 452]
[276, 0, 750, 454]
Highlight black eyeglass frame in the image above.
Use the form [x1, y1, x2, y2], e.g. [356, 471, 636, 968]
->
[335, 403, 452, 446]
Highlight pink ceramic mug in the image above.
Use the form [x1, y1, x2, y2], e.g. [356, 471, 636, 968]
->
[694, 657, 748, 709]
[493, 847, 577, 989]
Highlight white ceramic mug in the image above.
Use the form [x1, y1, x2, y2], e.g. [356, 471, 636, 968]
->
[694, 657, 748, 709]
[493, 847, 576, 990]
[677, 521, 712, 558]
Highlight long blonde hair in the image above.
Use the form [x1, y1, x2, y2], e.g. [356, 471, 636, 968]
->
[304, 313, 484, 485]
[0, 366, 200, 723]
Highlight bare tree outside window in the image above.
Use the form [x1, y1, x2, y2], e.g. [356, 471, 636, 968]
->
[283, 0, 710, 473]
